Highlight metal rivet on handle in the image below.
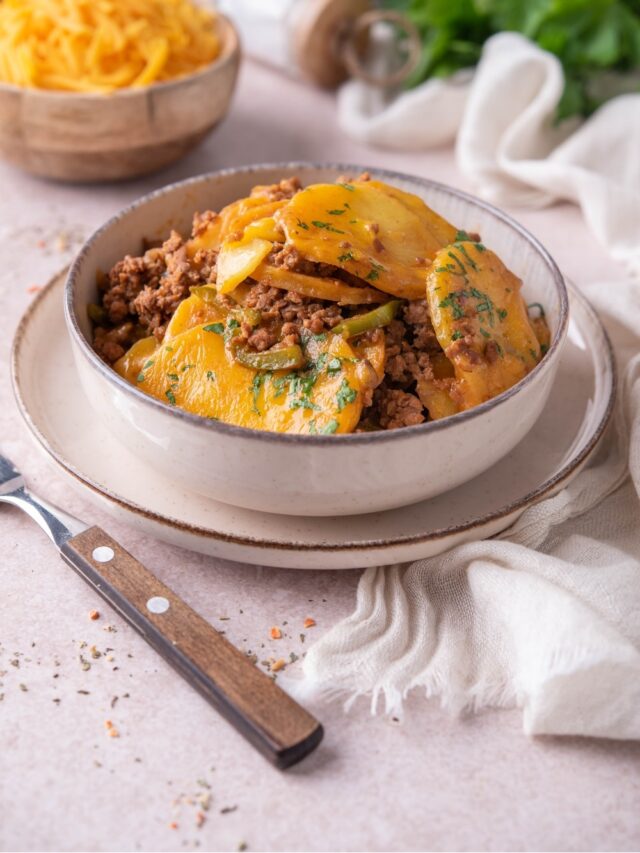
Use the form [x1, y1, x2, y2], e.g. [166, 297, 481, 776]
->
[92, 546, 115, 563]
[147, 596, 170, 614]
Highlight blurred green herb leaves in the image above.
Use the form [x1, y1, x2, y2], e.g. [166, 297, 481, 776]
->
[383, 0, 640, 119]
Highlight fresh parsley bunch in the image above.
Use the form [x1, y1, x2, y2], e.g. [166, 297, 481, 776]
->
[384, 0, 640, 119]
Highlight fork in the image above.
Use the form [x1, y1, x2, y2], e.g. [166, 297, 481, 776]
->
[0, 452, 323, 769]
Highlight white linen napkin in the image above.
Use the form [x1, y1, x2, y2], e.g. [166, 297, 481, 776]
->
[299, 282, 640, 740]
[298, 34, 640, 739]
[338, 32, 640, 279]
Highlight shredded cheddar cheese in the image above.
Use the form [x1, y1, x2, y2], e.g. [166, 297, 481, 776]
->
[0, 0, 221, 93]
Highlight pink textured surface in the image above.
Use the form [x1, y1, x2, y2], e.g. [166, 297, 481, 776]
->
[1, 61, 639, 852]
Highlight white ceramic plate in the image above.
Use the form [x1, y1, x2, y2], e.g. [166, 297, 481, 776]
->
[12, 271, 615, 569]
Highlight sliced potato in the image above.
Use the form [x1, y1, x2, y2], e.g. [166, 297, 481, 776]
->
[217, 237, 273, 295]
[187, 198, 286, 256]
[254, 263, 387, 304]
[426, 241, 541, 410]
[114, 335, 158, 385]
[351, 328, 386, 384]
[277, 180, 458, 300]
[116, 320, 371, 434]
[164, 292, 226, 340]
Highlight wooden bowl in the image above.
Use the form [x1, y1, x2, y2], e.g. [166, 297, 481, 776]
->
[0, 14, 240, 183]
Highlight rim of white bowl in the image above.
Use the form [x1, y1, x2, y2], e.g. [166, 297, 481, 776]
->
[0, 14, 238, 100]
[65, 161, 570, 446]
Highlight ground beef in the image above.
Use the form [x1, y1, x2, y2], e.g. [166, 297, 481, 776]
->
[131, 237, 205, 339]
[375, 386, 426, 429]
[93, 322, 138, 364]
[252, 177, 301, 202]
[192, 210, 219, 238]
[95, 228, 220, 361]
[268, 243, 336, 278]
[243, 282, 343, 346]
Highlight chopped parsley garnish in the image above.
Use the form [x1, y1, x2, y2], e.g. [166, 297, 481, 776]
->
[308, 420, 318, 434]
[497, 308, 508, 320]
[312, 220, 345, 234]
[322, 419, 339, 434]
[435, 266, 449, 273]
[447, 250, 467, 276]
[455, 229, 471, 241]
[251, 373, 270, 414]
[290, 397, 320, 412]
[338, 251, 354, 263]
[495, 341, 504, 357]
[440, 286, 495, 324]
[288, 372, 320, 411]
[313, 332, 327, 342]
[224, 317, 240, 343]
[165, 389, 176, 405]
[296, 218, 309, 230]
[480, 328, 491, 338]
[143, 359, 154, 369]
[181, 364, 195, 371]
[456, 243, 478, 271]
[313, 352, 328, 370]
[167, 373, 179, 382]
[327, 357, 342, 375]
[206, 370, 216, 381]
[439, 293, 465, 320]
[327, 209, 345, 215]
[365, 261, 384, 282]
[272, 373, 296, 399]
[136, 372, 145, 383]
[529, 348, 539, 362]
[540, 343, 549, 355]
[203, 322, 224, 335]
[451, 330, 464, 341]
[338, 182, 355, 191]
[165, 346, 174, 353]
[336, 378, 357, 411]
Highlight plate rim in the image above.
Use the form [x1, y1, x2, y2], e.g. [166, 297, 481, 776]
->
[11, 270, 617, 554]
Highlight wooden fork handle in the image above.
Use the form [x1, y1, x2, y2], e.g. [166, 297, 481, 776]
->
[60, 526, 323, 769]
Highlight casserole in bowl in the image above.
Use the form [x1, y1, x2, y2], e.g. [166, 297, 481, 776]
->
[65, 163, 568, 515]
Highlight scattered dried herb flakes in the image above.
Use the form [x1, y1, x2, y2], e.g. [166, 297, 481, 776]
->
[221, 805, 238, 815]
[19, 683, 28, 692]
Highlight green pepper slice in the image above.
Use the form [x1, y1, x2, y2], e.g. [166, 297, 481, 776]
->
[332, 300, 401, 338]
[234, 344, 306, 371]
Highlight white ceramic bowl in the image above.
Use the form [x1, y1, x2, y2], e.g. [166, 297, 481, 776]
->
[65, 163, 569, 516]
